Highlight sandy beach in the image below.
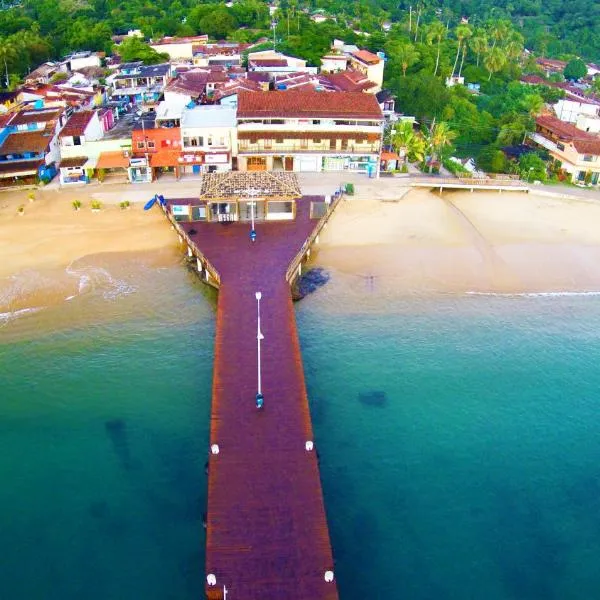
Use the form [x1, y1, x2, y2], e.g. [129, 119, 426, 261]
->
[313, 187, 600, 295]
[0, 185, 179, 315]
[4, 178, 600, 317]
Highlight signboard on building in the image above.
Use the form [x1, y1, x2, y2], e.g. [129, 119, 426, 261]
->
[204, 154, 228, 164]
[172, 205, 190, 216]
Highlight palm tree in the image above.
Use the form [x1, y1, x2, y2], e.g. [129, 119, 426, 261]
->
[391, 120, 425, 163]
[0, 37, 17, 89]
[522, 93, 544, 118]
[427, 121, 457, 163]
[470, 33, 488, 67]
[484, 46, 506, 80]
[426, 20, 446, 77]
[504, 31, 524, 61]
[489, 19, 510, 50]
[458, 42, 468, 78]
[451, 23, 472, 78]
[392, 42, 420, 77]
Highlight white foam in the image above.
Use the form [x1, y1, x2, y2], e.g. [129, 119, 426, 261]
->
[0, 306, 44, 324]
[466, 291, 600, 298]
[66, 261, 136, 301]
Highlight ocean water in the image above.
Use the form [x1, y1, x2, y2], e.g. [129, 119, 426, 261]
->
[0, 254, 215, 600]
[297, 278, 600, 600]
[3, 255, 600, 600]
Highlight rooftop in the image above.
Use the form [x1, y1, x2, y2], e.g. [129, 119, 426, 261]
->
[0, 130, 52, 155]
[181, 105, 237, 128]
[237, 90, 383, 119]
[536, 114, 600, 153]
[321, 70, 377, 92]
[152, 35, 209, 45]
[351, 50, 381, 65]
[10, 108, 62, 126]
[59, 110, 96, 138]
[199, 171, 301, 200]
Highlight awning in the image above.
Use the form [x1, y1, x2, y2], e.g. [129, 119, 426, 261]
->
[59, 156, 88, 169]
[0, 159, 43, 178]
[96, 151, 129, 169]
[381, 151, 400, 161]
[150, 150, 182, 168]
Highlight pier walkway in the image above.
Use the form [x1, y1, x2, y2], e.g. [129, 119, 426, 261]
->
[410, 175, 529, 192]
[165, 195, 338, 600]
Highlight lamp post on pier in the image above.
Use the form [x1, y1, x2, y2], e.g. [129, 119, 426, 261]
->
[255, 291, 264, 409]
[248, 187, 259, 242]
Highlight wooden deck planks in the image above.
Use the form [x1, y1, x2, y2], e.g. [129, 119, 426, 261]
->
[171, 197, 338, 600]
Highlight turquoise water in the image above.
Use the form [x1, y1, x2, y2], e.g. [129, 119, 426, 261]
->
[0, 257, 214, 599]
[297, 287, 600, 600]
[3, 256, 600, 599]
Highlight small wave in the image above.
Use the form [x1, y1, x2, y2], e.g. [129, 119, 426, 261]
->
[0, 306, 44, 324]
[466, 291, 600, 298]
[66, 261, 137, 301]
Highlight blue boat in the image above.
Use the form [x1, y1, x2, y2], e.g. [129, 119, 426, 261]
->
[143, 196, 157, 211]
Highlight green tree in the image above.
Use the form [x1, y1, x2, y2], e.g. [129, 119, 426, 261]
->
[118, 37, 167, 65]
[426, 20, 446, 77]
[387, 40, 420, 77]
[451, 23, 472, 78]
[484, 46, 506, 80]
[427, 121, 457, 163]
[391, 120, 425, 163]
[0, 37, 17, 87]
[199, 9, 238, 40]
[563, 58, 587, 81]
[477, 145, 508, 173]
[518, 152, 547, 181]
[470, 33, 488, 67]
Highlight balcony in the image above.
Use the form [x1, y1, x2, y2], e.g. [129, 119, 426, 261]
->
[528, 132, 559, 152]
[237, 122, 383, 134]
[238, 143, 380, 154]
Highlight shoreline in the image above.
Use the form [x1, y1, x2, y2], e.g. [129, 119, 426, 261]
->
[5, 181, 600, 320]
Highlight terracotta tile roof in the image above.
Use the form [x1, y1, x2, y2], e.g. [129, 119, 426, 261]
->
[213, 79, 263, 101]
[0, 158, 43, 176]
[536, 57, 567, 69]
[59, 156, 88, 168]
[59, 110, 95, 138]
[166, 72, 208, 96]
[10, 108, 62, 126]
[536, 115, 600, 154]
[381, 151, 399, 160]
[96, 151, 129, 169]
[237, 90, 383, 119]
[149, 149, 181, 167]
[321, 70, 377, 92]
[0, 113, 14, 128]
[0, 131, 52, 155]
[351, 50, 381, 64]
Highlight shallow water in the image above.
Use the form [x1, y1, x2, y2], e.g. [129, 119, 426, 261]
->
[297, 279, 600, 600]
[3, 254, 600, 599]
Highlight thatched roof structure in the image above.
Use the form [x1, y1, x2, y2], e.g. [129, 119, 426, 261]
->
[199, 171, 301, 201]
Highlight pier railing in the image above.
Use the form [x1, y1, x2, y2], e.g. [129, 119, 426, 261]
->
[162, 203, 222, 287]
[285, 191, 343, 285]
[411, 175, 527, 188]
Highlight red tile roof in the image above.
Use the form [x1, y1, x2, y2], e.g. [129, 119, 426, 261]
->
[250, 59, 288, 67]
[59, 156, 88, 168]
[0, 130, 52, 155]
[9, 108, 62, 126]
[0, 158, 43, 177]
[237, 90, 383, 119]
[536, 115, 600, 154]
[351, 50, 381, 64]
[59, 110, 95, 138]
[321, 70, 377, 92]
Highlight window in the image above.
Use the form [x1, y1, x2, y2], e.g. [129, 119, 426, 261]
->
[207, 135, 213, 146]
[191, 138, 198, 147]
[557, 142, 565, 151]
[300, 138, 308, 149]
[275, 137, 284, 144]
[219, 137, 225, 146]
[147, 140, 155, 149]
[73, 136, 81, 146]
[137, 141, 146, 150]
[183, 137, 191, 147]
[312, 119, 321, 125]
[264, 139, 272, 149]
[313, 138, 321, 144]
[583, 154, 594, 162]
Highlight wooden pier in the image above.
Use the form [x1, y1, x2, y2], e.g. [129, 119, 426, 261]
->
[163, 181, 340, 600]
[411, 175, 529, 192]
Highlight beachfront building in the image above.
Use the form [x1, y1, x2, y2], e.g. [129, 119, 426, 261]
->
[236, 90, 384, 175]
[57, 110, 104, 185]
[530, 115, 600, 185]
[0, 127, 56, 186]
[130, 113, 181, 182]
[180, 105, 237, 175]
